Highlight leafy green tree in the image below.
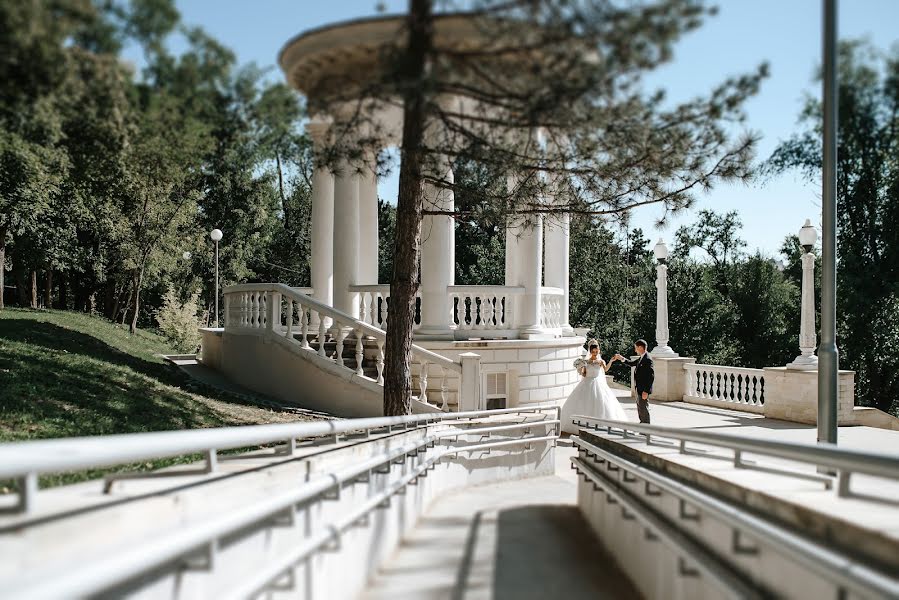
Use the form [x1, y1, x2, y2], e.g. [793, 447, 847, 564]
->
[768, 41, 899, 415]
[319, 0, 766, 414]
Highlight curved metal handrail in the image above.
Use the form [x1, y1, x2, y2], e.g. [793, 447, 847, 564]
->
[573, 435, 899, 599]
[0, 405, 560, 482]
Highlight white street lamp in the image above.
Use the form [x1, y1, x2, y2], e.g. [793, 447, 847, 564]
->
[788, 219, 819, 370]
[651, 239, 677, 357]
[210, 229, 223, 327]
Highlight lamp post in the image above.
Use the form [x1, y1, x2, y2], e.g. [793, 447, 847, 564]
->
[788, 220, 819, 370]
[210, 229, 223, 327]
[651, 239, 678, 357]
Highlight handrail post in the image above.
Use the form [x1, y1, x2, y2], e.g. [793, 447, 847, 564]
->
[266, 291, 281, 333]
[459, 352, 482, 412]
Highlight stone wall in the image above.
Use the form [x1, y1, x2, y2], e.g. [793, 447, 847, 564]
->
[420, 337, 585, 409]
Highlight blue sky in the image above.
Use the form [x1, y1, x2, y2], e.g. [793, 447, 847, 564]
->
[140, 1, 899, 256]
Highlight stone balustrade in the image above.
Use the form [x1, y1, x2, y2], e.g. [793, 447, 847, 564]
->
[350, 284, 422, 331]
[683, 363, 766, 414]
[633, 354, 879, 428]
[539, 286, 564, 330]
[449, 285, 523, 333]
[224, 283, 464, 412]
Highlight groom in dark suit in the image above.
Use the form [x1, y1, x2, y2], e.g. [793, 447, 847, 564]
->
[615, 339, 654, 423]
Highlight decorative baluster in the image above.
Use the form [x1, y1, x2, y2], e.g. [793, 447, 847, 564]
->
[300, 304, 310, 349]
[285, 299, 293, 339]
[439, 364, 448, 411]
[449, 294, 456, 327]
[318, 316, 327, 358]
[453, 295, 462, 327]
[482, 295, 493, 329]
[721, 372, 729, 402]
[241, 293, 248, 327]
[369, 293, 378, 327]
[376, 340, 385, 385]
[355, 329, 365, 376]
[418, 360, 430, 404]
[335, 328, 346, 367]
[759, 376, 765, 405]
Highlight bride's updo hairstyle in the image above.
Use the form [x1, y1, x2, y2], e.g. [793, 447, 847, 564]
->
[587, 338, 599, 352]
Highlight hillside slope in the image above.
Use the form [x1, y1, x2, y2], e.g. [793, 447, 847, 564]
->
[0, 308, 318, 444]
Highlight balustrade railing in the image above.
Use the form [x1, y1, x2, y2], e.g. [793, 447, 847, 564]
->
[225, 284, 460, 410]
[539, 287, 563, 329]
[350, 285, 421, 330]
[449, 285, 522, 332]
[683, 363, 765, 411]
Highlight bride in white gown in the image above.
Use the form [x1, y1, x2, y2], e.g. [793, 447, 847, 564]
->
[561, 339, 630, 434]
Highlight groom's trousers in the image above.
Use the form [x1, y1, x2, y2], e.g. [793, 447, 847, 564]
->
[635, 388, 651, 423]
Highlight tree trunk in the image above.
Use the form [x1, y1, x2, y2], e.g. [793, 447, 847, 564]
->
[130, 267, 143, 334]
[276, 151, 289, 229]
[58, 272, 67, 309]
[106, 279, 118, 321]
[43, 270, 52, 309]
[29, 270, 38, 309]
[383, 0, 433, 416]
[0, 226, 6, 310]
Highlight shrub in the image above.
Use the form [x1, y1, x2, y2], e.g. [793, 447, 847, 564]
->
[155, 288, 206, 353]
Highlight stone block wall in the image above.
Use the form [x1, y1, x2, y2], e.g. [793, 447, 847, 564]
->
[762, 367, 856, 424]
[420, 338, 585, 409]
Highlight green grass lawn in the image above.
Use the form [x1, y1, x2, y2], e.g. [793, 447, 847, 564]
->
[0, 308, 321, 488]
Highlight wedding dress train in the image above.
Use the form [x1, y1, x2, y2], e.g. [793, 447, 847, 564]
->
[561, 360, 629, 434]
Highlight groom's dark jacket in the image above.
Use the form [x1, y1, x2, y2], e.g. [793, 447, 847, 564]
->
[621, 353, 654, 393]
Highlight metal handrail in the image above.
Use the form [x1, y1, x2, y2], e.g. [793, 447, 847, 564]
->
[571, 455, 764, 599]
[572, 416, 899, 494]
[0, 406, 557, 480]
[4, 424, 558, 598]
[573, 436, 899, 599]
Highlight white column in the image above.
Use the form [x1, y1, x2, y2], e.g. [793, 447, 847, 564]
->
[418, 161, 455, 338]
[332, 162, 360, 320]
[358, 153, 379, 284]
[517, 215, 544, 338]
[788, 251, 818, 370]
[543, 212, 572, 335]
[652, 261, 678, 357]
[307, 123, 334, 316]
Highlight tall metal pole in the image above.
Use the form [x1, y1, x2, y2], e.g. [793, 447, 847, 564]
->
[214, 239, 220, 328]
[818, 0, 839, 445]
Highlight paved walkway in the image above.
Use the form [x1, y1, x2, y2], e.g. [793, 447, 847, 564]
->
[361, 449, 641, 600]
[362, 391, 898, 600]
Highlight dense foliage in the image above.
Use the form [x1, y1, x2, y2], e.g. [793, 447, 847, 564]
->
[1, 3, 893, 417]
[768, 41, 899, 416]
[0, 0, 311, 331]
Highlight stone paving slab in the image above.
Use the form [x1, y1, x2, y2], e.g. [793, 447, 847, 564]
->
[361, 449, 642, 600]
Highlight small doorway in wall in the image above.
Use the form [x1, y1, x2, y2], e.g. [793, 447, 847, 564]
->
[484, 371, 507, 410]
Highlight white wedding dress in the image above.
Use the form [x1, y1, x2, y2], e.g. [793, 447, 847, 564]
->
[561, 359, 629, 434]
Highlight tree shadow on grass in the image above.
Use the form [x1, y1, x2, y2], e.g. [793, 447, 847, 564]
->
[0, 319, 235, 440]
